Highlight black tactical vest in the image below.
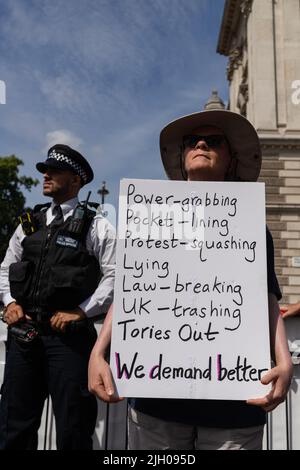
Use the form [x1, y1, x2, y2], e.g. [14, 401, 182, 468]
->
[9, 204, 101, 315]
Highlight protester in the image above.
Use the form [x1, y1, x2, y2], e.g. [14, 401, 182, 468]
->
[88, 110, 292, 450]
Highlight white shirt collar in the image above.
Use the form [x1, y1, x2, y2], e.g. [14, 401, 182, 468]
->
[50, 197, 79, 217]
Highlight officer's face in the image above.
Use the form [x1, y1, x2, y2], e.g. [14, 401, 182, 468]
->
[183, 125, 232, 181]
[43, 168, 80, 201]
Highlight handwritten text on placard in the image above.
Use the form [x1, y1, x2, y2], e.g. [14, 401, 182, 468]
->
[111, 179, 270, 400]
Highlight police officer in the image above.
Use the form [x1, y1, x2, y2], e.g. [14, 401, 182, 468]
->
[0, 144, 116, 450]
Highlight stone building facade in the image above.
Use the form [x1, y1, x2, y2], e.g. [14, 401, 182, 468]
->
[217, 0, 300, 304]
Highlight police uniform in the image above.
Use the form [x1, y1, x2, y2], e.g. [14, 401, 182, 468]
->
[0, 145, 116, 449]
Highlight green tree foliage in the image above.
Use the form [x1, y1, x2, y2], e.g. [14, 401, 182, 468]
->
[0, 155, 39, 262]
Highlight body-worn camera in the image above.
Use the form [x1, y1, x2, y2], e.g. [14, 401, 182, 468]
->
[19, 211, 38, 236]
[9, 322, 38, 343]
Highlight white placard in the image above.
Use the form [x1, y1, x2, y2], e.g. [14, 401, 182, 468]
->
[111, 179, 271, 400]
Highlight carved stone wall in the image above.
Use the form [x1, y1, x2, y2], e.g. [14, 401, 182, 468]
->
[218, 0, 300, 304]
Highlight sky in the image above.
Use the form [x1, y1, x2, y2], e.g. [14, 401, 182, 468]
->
[0, 0, 228, 218]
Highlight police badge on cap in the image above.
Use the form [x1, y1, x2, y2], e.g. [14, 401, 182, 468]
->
[36, 144, 94, 185]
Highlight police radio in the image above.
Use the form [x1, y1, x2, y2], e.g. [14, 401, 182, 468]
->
[68, 191, 92, 235]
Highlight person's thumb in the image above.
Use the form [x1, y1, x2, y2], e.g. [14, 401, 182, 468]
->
[261, 368, 277, 385]
[102, 369, 115, 396]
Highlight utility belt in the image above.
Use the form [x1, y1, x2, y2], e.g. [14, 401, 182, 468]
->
[26, 308, 53, 322]
[9, 312, 92, 342]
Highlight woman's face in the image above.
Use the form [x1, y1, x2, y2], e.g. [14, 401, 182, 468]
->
[183, 125, 232, 181]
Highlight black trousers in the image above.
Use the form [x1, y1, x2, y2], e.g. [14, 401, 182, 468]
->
[0, 325, 98, 450]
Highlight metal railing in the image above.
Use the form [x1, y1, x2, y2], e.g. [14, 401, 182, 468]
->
[1, 318, 299, 450]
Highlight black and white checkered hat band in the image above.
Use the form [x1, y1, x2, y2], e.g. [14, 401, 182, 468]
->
[48, 150, 88, 183]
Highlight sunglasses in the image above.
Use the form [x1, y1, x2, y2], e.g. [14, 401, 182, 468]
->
[182, 134, 227, 149]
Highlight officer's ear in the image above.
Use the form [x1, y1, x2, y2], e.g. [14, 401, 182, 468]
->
[71, 174, 82, 190]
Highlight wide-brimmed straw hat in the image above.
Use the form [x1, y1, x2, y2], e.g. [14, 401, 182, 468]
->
[159, 109, 262, 182]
